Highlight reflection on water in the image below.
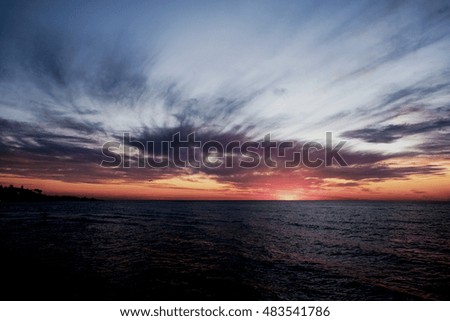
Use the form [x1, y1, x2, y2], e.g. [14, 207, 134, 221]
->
[0, 201, 449, 300]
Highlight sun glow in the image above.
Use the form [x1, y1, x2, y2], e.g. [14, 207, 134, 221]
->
[276, 192, 300, 201]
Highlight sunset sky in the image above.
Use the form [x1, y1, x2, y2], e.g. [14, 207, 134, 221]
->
[0, 0, 449, 200]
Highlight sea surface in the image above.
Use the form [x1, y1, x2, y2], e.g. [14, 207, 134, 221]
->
[0, 201, 449, 300]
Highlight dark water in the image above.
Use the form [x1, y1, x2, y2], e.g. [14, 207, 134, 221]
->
[0, 201, 449, 300]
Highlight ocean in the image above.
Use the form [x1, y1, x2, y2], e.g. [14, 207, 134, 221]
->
[0, 201, 449, 300]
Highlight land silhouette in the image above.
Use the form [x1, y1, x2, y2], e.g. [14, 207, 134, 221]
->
[0, 185, 98, 202]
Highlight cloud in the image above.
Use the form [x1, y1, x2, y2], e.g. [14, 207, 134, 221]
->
[414, 133, 450, 156]
[0, 117, 184, 183]
[14, 31, 148, 107]
[317, 164, 445, 181]
[342, 117, 450, 143]
[0, 0, 449, 197]
[2, 116, 445, 188]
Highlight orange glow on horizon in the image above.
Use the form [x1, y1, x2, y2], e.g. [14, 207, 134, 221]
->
[2, 169, 449, 201]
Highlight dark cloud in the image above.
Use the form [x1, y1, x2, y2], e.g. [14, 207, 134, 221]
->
[110, 122, 447, 185]
[379, 83, 450, 110]
[0, 116, 446, 189]
[414, 133, 450, 156]
[0, 6, 149, 109]
[85, 52, 148, 105]
[342, 118, 450, 143]
[318, 164, 445, 181]
[0, 114, 105, 142]
[320, 81, 450, 130]
[149, 81, 266, 130]
[0, 117, 183, 183]
[0, 118, 97, 157]
[327, 182, 361, 187]
[42, 114, 106, 135]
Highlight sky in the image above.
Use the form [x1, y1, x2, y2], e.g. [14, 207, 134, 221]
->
[0, 0, 449, 200]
